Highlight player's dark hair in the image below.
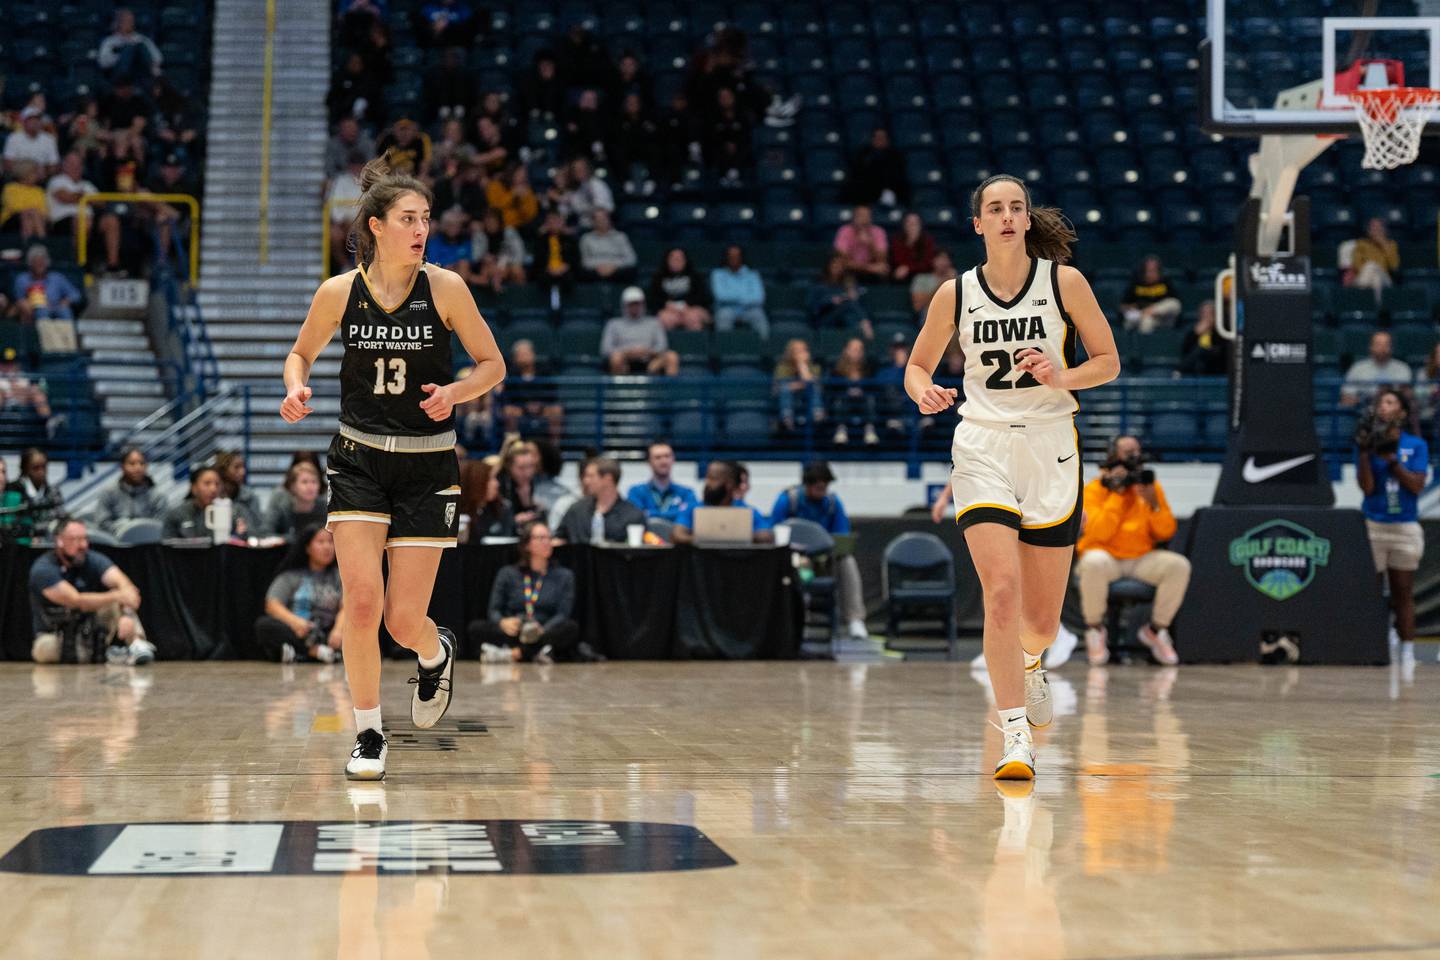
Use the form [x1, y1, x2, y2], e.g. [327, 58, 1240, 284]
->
[350, 156, 434, 266]
[970, 174, 1077, 264]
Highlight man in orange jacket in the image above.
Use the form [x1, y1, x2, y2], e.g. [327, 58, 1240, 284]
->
[1075, 435, 1190, 666]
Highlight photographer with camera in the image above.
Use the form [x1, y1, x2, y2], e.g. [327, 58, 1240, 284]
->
[1355, 388, 1428, 657]
[1075, 435, 1190, 666]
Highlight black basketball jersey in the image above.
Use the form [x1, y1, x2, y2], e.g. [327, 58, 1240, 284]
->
[338, 264, 454, 435]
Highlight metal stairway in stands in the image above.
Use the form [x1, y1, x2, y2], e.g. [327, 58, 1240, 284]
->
[197, 0, 335, 488]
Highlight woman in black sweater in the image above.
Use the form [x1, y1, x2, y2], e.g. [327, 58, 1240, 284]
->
[468, 521, 578, 663]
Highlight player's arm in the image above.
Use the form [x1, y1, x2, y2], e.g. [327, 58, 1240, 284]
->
[419, 267, 507, 422]
[280, 273, 349, 423]
[1017, 267, 1121, 391]
[905, 279, 959, 415]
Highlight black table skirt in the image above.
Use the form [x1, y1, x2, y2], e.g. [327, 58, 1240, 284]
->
[1, 542, 800, 662]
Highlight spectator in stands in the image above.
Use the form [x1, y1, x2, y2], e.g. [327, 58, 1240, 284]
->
[499, 439, 545, 527]
[557, 457, 647, 544]
[326, 117, 375, 177]
[0, 353, 53, 429]
[711, 244, 769, 339]
[149, 76, 200, 162]
[422, 47, 475, 126]
[473, 208, 526, 292]
[93, 130, 148, 275]
[770, 461, 870, 641]
[910, 248, 957, 317]
[562, 157, 614, 231]
[213, 451, 263, 538]
[476, 91, 520, 147]
[1349, 217, 1400, 303]
[98, 8, 163, 83]
[531, 209, 579, 299]
[92, 447, 165, 536]
[4, 107, 60, 178]
[469, 520, 578, 664]
[1176, 301, 1228, 376]
[0, 459, 22, 540]
[890, 212, 936, 284]
[579, 209, 638, 283]
[1343, 331, 1413, 408]
[603, 287, 678, 376]
[844, 127, 909, 208]
[655, 92, 698, 190]
[425, 208, 480, 283]
[14, 245, 81, 323]
[162, 465, 223, 539]
[533, 440, 577, 528]
[337, 0, 384, 50]
[516, 50, 566, 133]
[650, 247, 713, 331]
[64, 98, 105, 166]
[875, 333, 912, 435]
[146, 153, 197, 259]
[471, 117, 510, 175]
[564, 88, 614, 166]
[809, 253, 874, 339]
[325, 150, 366, 273]
[451, 367, 497, 455]
[1418, 343, 1440, 428]
[732, 461, 754, 508]
[1, 161, 48, 242]
[560, 21, 617, 93]
[627, 441, 698, 523]
[498, 339, 563, 440]
[376, 117, 431, 178]
[614, 52, 653, 107]
[263, 461, 327, 542]
[99, 78, 152, 139]
[30, 517, 155, 664]
[831, 337, 879, 446]
[774, 338, 825, 434]
[431, 155, 487, 220]
[458, 455, 515, 541]
[431, 119, 474, 173]
[612, 93, 659, 191]
[1076, 435, 1188, 666]
[255, 525, 344, 663]
[1120, 255, 1182, 333]
[672, 460, 773, 544]
[1356, 388, 1428, 658]
[487, 164, 539, 232]
[703, 87, 754, 183]
[686, 27, 789, 130]
[329, 52, 384, 125]
[46, 152, 97, 241]
[8, 448, 64, 538]
[834, 205, 890, 281]
[419, 0, 476, 47]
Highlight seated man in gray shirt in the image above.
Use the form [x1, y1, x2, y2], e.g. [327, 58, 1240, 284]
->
[578, 209, 638, 283]
[557, 456, 647, 544]
[1342, 330, 1413, 408]
[602, 287, 679, 376]
[467, 520, 580, 663]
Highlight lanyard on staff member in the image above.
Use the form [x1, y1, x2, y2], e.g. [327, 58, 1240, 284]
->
[521, 571, 543, 620]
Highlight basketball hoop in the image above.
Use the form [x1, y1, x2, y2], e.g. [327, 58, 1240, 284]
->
[1351, 87, 1440, 169]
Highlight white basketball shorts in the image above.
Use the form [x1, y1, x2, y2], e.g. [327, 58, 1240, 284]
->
[950, 417, 1083, 547]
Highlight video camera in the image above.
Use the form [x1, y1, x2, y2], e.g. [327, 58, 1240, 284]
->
[1353, 412, 1401, 457]
[1101, 454, 1156, 492]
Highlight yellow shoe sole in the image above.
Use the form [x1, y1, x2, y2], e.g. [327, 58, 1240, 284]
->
[994, 779, 1035, 800]
[994, 760, 1036, 781]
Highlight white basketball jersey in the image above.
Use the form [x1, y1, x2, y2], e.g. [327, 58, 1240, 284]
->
[953, 258, 1078, 424]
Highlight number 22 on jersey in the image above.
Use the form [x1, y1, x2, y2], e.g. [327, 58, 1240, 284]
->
[373, 357, 407, 395]
[980, 349, 1041, 391]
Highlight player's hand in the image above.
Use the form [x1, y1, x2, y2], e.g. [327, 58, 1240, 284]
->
[1016, 348, 1062, 387]
[419, 382, 456, 421]
[930, 497, 949, 525]
[280, 384, 313, 423]
[917, 384, 958, 415]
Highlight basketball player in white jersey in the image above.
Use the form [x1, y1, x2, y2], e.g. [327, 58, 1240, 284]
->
[905, 175, 1119, 779]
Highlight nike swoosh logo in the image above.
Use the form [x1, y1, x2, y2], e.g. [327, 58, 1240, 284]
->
[1241, 454, 1315, 483]
[967, 305, 983, 313]
[1057, 453, 1076, 463]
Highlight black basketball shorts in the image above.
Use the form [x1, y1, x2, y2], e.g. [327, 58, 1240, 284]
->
[325, 433, 461, 548]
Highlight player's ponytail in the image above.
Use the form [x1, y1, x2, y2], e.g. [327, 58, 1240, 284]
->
[348, 155, 434, 265]
[970, 174, 1077, 265]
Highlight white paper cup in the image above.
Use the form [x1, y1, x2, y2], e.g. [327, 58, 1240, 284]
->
[626, 524, 645, 547]
[774, 524, 793, 547]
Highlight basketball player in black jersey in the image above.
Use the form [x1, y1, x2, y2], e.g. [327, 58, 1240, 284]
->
[281, 157, 505, 780]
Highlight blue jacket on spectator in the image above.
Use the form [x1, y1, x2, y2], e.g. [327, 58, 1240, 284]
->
[711, 266, 765, 310]
[770, 486, 851, 534]
[627, 479, 698, 523]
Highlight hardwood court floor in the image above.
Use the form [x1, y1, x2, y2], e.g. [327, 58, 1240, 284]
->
[0, 658, 1438, 960]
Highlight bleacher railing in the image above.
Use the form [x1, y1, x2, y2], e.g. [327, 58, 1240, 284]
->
[75, 193, 200, 286]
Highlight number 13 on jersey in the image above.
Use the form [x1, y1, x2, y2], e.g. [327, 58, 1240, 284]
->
[372, 357, 407, 395]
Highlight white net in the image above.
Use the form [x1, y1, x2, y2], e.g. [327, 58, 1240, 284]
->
[1353, 88, 1440, 169]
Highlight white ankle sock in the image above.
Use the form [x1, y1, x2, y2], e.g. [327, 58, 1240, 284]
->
[417, 630, 446, 669]
[998, 706, 1028, 733]
[354, 706, 382, 734]
[1023, 651, 1042, 671]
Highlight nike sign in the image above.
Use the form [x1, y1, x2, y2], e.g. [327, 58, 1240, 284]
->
[1241, 454, 1315, 483]
[967, 305, 984, 313]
